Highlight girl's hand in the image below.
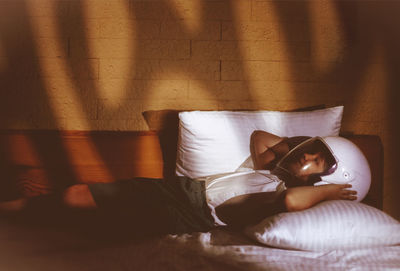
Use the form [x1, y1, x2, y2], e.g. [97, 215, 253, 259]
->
[324, 183, 357, 201]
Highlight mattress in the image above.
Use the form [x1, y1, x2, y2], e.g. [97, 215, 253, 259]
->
[0, 220, 399, 271]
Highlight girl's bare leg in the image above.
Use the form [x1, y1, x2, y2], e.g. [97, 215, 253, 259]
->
[0, 198, 28, 212]
[0, 184, 97, 214]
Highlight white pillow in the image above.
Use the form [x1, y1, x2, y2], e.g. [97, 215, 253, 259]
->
[176, 106, 343, 178]
[245, 200, 400, 251]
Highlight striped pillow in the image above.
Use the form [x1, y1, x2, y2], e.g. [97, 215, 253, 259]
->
[245, 200, 400, 251]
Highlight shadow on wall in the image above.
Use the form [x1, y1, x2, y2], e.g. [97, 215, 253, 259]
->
[271, 0, 400, 217]
[0, 0, 398, 217]
[0, 0, 252, 198]
[0, 1, 77, 199]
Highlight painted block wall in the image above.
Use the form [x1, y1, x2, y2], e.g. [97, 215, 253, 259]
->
[0, 0, 399, 219]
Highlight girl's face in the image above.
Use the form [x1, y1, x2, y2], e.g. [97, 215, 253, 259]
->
[288, 152, 326, 181]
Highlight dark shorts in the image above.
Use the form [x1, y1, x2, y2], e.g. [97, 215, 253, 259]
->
[88, 176, 215, 236]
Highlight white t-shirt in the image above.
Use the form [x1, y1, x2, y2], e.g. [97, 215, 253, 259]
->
[197, 170, 286, 226]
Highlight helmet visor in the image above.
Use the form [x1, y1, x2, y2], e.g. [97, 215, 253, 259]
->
[275, 137, 337, 183]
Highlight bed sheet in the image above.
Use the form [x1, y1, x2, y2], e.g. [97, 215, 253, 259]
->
[0, 219, 399, 271]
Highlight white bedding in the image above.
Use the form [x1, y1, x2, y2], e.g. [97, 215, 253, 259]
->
[1, 220, 399, 271]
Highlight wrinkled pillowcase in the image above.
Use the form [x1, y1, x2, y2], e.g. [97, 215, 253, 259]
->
[244, 200, 400, 251]
[176, 106, 343, 178]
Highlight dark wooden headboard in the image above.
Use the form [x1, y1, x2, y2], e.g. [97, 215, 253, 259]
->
[0, 130, 383, 209]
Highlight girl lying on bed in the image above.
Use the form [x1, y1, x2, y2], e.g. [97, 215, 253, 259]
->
[0, 131, 368, 237]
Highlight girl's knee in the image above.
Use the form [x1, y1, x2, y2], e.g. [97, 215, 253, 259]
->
[62, 184, 97, 209]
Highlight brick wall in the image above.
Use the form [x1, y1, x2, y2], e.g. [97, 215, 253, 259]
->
[0, 0, 399, 219]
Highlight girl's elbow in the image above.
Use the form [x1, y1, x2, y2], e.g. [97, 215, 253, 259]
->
[283, 193, 297, 212]
[283, 192, 306, 212]
[250, 130, 263, 142]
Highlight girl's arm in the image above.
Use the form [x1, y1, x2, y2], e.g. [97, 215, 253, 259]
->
[215, 184, 357, 227]
[284, 184, 357, 212]
[250, 130, 288, 170]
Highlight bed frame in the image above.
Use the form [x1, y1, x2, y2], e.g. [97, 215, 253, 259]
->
[0, 130, 383, 209]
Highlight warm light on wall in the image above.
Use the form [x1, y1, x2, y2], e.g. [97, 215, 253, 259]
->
[85, 0, 136, 108]
[25, 0, 114, 181]
[309, 0, 345, 70]
[26, 0, 88, 129]
[170, 0, 202, 32]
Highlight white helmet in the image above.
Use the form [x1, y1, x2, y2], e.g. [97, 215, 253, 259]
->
[315, 136, 371, 201]
[273, 136, 371, 201]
